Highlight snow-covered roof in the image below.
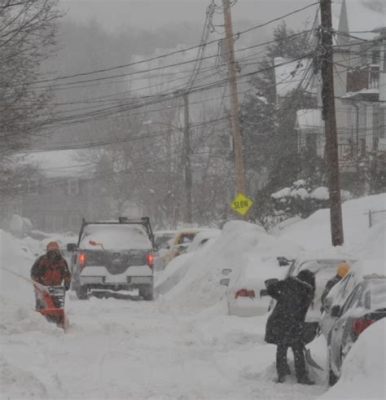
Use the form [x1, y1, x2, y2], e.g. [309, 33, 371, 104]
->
[296, 109, 324, 131]
[342, 88, 380, 100]
[21, 150, 95, 178]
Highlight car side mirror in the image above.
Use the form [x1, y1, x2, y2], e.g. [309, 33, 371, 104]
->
[67, 243, 77, 252]
[220, 278, 230, 286]
[331, 305, 341, 318]
[260, 289, 268, 297]
[277, 257, 291, 266]
[264, 278, 279, 288]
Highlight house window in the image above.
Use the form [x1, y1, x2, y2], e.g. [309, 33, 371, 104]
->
[371, 50, 380, 65]
[67, 179, 79, 196]
[380, 108, 386, 139]
[383, 46, 386, 72]
[305, 134, 317, 154]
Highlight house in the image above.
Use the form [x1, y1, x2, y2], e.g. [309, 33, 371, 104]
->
[295, 0, 386, 191]
[14, 150, 142, 233]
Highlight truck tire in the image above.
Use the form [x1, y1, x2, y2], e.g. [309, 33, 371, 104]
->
[140, 285, 154, 301]
[76, 285, 88, 300]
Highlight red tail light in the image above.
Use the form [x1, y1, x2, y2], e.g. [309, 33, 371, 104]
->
[78, 252, 87, 270]
[147, 253, 155, 269]
[235, 289, 256, 299]
[352, 319, 375, 336]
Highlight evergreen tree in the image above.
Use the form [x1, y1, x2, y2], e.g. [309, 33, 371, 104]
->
[240, 22, 320, 195]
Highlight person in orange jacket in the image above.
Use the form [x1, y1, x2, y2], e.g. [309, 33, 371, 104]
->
[31, 241, 71, 310]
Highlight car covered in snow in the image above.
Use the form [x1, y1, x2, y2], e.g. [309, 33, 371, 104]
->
[220, 257, 291, 317]
[154, 230, 176, 251]
[327, 263, 386, 385]
[159, 228, 201, 266]
[186, 229, 220, 253]
[67, 217, 155, 300]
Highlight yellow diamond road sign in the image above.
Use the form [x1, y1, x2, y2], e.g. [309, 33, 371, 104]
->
[231, 193, 254, 216]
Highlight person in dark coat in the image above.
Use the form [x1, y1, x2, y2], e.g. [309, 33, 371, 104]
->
[265, 269, 315, 384]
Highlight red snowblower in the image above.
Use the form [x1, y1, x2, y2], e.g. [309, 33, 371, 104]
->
[35, 284, 69, 330]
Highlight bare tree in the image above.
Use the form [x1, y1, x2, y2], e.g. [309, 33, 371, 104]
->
[0, 0, 60, 155]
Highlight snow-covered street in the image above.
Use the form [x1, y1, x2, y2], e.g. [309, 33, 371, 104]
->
[1, 294, 327, 400]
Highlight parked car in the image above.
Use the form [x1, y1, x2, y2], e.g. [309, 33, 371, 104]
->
[283, 255, 356, 322]
[67, 217, 155, 300]
[220, 258, 290, 317]
[159, 228, 200, 266]
[186, 229, 220, 253]
[154, 230, 176, 251]
[319, 261, 362, 338]
[327, 264, 386, 385]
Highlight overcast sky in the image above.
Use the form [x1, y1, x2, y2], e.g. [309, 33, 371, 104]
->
[59, 0, 316, 32]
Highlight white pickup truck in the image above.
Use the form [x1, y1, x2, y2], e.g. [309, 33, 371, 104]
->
[67, 217, 155, 300]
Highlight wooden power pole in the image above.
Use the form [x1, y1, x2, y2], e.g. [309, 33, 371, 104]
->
[183, 92, 193, 224]
[320, 0, 344, 246]
[222, 0, 246, 195]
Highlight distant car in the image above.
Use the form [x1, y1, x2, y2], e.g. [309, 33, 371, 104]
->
[187, 229, 220, 253]
[220, 258, 290, 317]
[160, 229, 200, 266]
[327, 268, 386, 385]
[154, 230, 176, 251]
[67, 217, 155, 300]
[284, 256, 356, 322]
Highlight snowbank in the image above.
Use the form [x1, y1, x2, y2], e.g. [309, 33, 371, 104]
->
[279, 193, 386, 255]
[319, 319, 386, 400]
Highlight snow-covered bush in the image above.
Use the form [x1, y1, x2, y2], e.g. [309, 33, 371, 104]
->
[271, 180, 352, 221]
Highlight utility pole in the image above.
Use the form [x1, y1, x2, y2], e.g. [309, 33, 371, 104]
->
[183, 92, 193, 224]
[222, 0, 246, 195]
[320, 0, 344, 246]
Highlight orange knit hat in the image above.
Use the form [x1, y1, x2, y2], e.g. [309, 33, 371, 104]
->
[337, 262, 350, 278]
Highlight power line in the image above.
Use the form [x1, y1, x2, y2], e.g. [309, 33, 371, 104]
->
[29, 2, 319, 87]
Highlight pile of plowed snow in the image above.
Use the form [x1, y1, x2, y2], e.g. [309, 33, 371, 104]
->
[157, 194, 386, 313]
[157, 220, 302, 312]
[319, 319, 386, 400]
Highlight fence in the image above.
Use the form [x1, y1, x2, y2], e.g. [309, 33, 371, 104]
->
[366, 209, 386, 228]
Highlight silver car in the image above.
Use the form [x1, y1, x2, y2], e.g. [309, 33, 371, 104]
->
[327, 273, 386, 385]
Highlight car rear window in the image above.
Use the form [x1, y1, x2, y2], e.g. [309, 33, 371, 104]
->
[177, 233, 196, 245]
[367, 279, 386, 309]
[79, 224, 151, 251]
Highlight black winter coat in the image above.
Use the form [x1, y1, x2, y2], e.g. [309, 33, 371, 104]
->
[265, 276, 314, 346]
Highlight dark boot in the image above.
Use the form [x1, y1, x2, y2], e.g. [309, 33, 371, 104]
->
[298, 376, 315, 385]
[276, 344, 289, 382]
[283, 364, 291, 375]
[292, 342, 311, 384]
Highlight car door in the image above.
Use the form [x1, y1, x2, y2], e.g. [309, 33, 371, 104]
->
[321, 273, 356, 337]
[329, 284, 363, 373]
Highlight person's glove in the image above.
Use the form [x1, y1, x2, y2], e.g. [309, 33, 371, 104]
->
[64, 282, 70, 291]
